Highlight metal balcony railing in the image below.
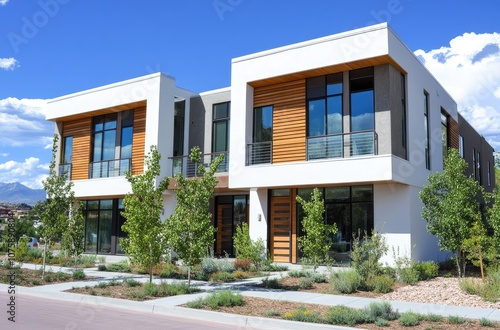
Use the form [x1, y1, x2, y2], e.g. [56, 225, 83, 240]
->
[246, 141, 272, 165]
[89, 158, 131, 179]
[170, 151, 228, 177]
[307, 130, 378, 160]
[58, 163, 72, 180]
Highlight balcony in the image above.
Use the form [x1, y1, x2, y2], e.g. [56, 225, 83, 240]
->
[89, 159, 131, 179]
[170, 151, 228, 177]
[307, 130, 378, 160]
[58, 163, 72, 180]
[246, 141, 272, 165]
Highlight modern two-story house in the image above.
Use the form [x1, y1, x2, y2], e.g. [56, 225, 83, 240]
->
[46, 23, 495, 264]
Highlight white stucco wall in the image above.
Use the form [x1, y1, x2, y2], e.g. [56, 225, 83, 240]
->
[248, 188, 268, 248]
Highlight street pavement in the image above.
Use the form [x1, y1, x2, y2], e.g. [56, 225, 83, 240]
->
[1, 261, 499, 329]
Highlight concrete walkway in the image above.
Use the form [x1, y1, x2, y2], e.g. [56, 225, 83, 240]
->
[2, 261, 499, 329]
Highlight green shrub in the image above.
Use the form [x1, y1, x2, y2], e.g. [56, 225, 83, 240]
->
[233, 223, 265, 268]
[14, 237, 29, 261]
[27, 248, 44, 259]
[398, 311, 421, 326]
[447, 315, 465, 324]
[217, 258, 235, 273]
[210, 271, 234, 282]
[72, 269, 86, 280]
[188, 290, 243, 310]
[374, 318, 389, 326]
[265, 310, 281, 317]
[480, 318, 494, 327]
[350, 230, 387, 283]
[96, 281, 109, 288]
[159, 263, 179, 278]
[154, 281, 194, 296]
[233, 270, 248, 279]
[329, 269, 362, 294]
[367, 275, 394, 293]
[127, 290, 146, 300]
[308, 272, 326, 283]
[325, 305, 366, 325]
[101, 290, 111, 296]
[283, 306, 322, 324]
[123, 278, 141, 287]
[260, 277, 281, 289]
[414, 261, 439, 280]
[105, 260, 131, 273]
[398, 267, 420, 285]
[299, 277, 313, 289]
[201, 257, 218, 274]
[97, 264, 107, 271]
[288, 269, 311, 278]
[366, 301, 399, 321]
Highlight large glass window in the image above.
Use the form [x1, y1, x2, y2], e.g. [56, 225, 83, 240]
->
[251, 105, 273, 164]
[401, 73, 407, 150]
[350, 68, 374, 156]
[424, 92, 430, 169]
[306, 73, 343, 160]
[91, 110, 134, 178]
[296, 186, 373, 263]
[83, 199, 126, 255]
[441, 111, 448, 165]
[212, 102, 230, 153]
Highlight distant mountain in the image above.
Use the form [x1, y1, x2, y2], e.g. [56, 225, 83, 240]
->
[0, 182, 46, 206]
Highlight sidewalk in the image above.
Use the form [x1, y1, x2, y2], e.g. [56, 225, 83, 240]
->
[2, 262, 499, 329]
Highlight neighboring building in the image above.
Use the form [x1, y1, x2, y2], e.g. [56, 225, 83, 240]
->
[46, 23, 495, 264]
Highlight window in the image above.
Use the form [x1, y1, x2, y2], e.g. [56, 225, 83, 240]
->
[459, 135, 464, 158]
[477, 151, 481, 184]
[401, 73, 407, 150]
[91, 110, 134, 178]
[306, 73, 343, 159]
[250, 105, 273, 164]
[296, 186, 373, 261]
[350, 68, 375, 156]
[472, 148, 477, 179]
[173, 100, 185, 157]
[441, 110, 448, 165]
[424, 91, 430, 169]
[212, 102, 230, 153]
[488, 160, 492, 186]
[60, 136, 73, 179]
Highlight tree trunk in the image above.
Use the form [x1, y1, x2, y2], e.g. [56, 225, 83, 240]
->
[455, 249, 462, 278]
[479, 247, 485, 282]
[42, 239, 47, 279]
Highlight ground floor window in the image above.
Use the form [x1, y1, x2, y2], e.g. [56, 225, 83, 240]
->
[214, 195, 249, 257]
[296, 185, 373, 262]
[83, 198, 127, 255]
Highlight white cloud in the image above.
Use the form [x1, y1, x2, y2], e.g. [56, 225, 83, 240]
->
[415, 32, 500, 151]
[0, 0, 9, 6]
[0, 153, 8, 157]
[0, 157, 48, 188]
[0, 97, 47, 118]
[0, 98, 53, 147]
[0, 57, 18, 70]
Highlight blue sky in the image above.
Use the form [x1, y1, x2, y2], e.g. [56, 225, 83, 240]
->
[0, 0, 499, 189]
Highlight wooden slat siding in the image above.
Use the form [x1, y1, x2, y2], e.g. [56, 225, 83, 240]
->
[449, 116, 459, 150]
[62, 118, 91, 180]
[254, 79, 306, 164]
[131, 106, 146, 175]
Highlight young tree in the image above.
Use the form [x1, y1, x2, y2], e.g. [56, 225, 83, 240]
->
[34, 134, 75, 278]
[61, 201, 85, 268]
[296, 188, 338, 271]
[165, 146, 223, 288]
[121, 145, 169, 283]
[419, 148, 483, 277]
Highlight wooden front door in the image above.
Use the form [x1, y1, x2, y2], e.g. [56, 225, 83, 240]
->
[270, 196, 292, 263]
[216, 204, 233, 256]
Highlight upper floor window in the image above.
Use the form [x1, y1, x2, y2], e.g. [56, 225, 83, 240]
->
[477, 151, 481, 184]
[472, 148, 477, 179]
[173, 100, 185, 157]
[424, 91, 430, 170]
[212, 102, 230, 154]
[91, 110, 134, 178]
[249, 105, 273, 164]
[401, 73, 407, 150]
[441, 110, 449, 165]
[459, 135, 464, 158]
[306, 73, 343, 159]
[488, 160, 492, 186]
[60, 136, 73, 179]
[350, 67, 374, 132]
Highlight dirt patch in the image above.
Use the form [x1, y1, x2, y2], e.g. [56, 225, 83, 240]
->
[0, 267, 92, 286]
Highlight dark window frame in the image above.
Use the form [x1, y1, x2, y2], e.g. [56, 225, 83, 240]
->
[212, 102, 230, 153]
